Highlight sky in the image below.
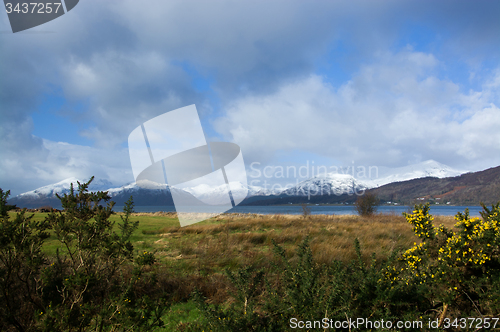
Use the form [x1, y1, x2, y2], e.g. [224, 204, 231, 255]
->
[1, 0, 499, 196]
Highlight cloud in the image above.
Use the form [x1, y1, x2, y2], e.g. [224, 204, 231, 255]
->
[60, 50, 202, 147]
[214, 50, 500, 170]
[0, 139, 132, 196]
[1, 0, 499, 194]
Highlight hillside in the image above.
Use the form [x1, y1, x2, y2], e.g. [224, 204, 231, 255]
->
[244, 165, 500, 206]
[370, 165, 500, 205]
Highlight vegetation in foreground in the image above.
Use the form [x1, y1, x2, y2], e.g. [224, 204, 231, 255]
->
[0, 178, 499, 331]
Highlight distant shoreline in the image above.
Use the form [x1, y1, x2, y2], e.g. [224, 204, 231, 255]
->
[9, 203, 486, 217]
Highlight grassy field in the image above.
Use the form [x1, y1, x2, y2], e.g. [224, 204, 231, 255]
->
[15, 210, 458, 330]
[24, 211, 456, 268]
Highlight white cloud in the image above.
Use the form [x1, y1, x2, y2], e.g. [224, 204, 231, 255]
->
[215, 50, 500, 170]
[0, 139, 133, 196]
[1, 0, 499, 195]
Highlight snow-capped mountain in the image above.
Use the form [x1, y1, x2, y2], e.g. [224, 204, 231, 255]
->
[279, 160, 467, 197]
[8, 177, 116, 208]
[106, 181, 168, 196]
[8, 160, 469, 208]
[282, 174, 369, 197]
[183, 183, 233, 205]
[365, 160, 467, 188]
[8, 178, 197, 208]
[14, 177, 114, 200]
[182, 181, 266, 205]
[105, 181, 200, 206]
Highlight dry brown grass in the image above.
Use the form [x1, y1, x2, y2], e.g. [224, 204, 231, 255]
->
[137, 212, 457, 273]
[137, 212, 459, 307]
[98, 212, 461, 315]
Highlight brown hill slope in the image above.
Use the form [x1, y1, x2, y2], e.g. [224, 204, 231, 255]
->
[370, 165, 500, 205]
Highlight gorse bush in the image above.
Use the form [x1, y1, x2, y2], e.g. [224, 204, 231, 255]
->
[0, 188, 17, 215]
[192, 203, 500, 331]
[0, 191, 51, 331]
[395, 203, 500, 320]
[0, 188, 10, 217]
[0, 178, 168, 332]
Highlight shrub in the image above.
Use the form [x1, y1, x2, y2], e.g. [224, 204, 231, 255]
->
[391, 203, 500, 322]
[0, 178, 169, 331]
[0, 188, 50, 331]
[354, 192, 379, 216]
[0, 188, 8, 216]
[191, 237, 427, 331]
[0, 188, 16, 216]
[301, 203, 311, 218]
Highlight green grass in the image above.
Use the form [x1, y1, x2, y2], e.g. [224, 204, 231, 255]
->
[159, 301, 205, 331]
[10, 211, 182, 256]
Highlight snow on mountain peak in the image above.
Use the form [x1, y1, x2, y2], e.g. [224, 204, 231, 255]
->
[16, 177, 115, 199]
[361, 160, 467, 188]
[281, 160, 467, 195]
[283, 173, 368, 196]
[11, 160, 469, 204]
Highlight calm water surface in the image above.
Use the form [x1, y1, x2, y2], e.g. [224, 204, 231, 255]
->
[113, 205, 484, 217]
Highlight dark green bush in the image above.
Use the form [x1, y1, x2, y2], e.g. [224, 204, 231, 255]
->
[0, 192, 50, 331]
[0, 178, 168, 332]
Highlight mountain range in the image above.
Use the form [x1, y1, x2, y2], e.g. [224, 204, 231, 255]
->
[7, 178, 196, 208]
[250, 160, 467, 199]
[6, 160, 499, 208]
[246, 164, 499, 206]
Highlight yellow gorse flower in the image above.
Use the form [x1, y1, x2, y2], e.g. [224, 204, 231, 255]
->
[390, 203, 500, 288]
